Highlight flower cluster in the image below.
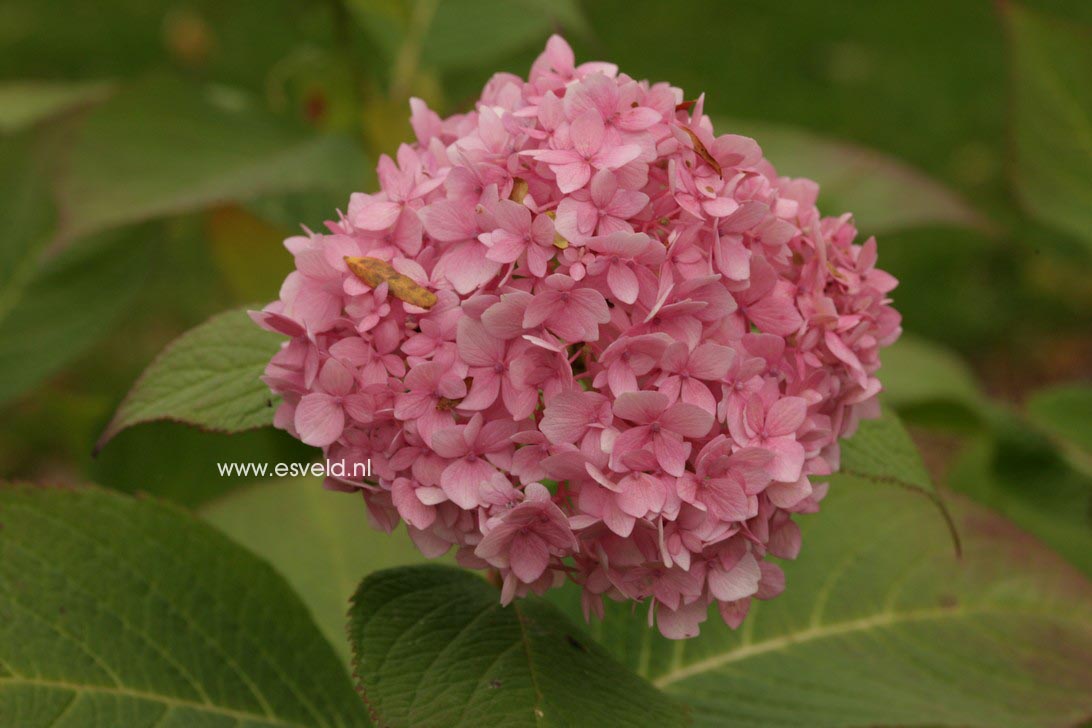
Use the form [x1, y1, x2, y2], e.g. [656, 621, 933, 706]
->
[254, 36, 900, 638]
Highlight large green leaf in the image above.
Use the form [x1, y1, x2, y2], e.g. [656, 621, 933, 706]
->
[878, 334, 985, 416]
[348, 565, 686, 727]
[57, 77, 368, 242]
[0, 80, 111, 133]
[829, 410, 962, 557]
[202, 477, 437, 664]
[549, 477, 1092, 727]
[421, 0, 585, 70]
[1006, 3, 1092, 254]
[0, 228, 151, 407]
[0, 0, 344, 90]
[837, 411, 960, 554]
[947, 431, 1092, 578]
[96, 307, 283, 451]
[0, 482, 369, 727]
[1026, 382, 1092, 474]
[0, 131, 56, 307]
[724, 119, 992, 237]
[350, 0, 585, 73]
[206, 205, 297, 302]
[839, 411, 936, 494]
[542, 411, 1092, 726]
[877, 227, 1015, 353]
[93, 424, 314, 507]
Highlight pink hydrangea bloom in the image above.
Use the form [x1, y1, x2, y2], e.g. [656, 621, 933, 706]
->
[255, 36, 900, 638]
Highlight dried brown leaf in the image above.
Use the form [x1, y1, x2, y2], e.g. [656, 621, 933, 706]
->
[344, 256, 437, 309]
[679, 125, 722, 177]
[509, 177, 529, 203]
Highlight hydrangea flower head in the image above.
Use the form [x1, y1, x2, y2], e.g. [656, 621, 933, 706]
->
[254, 36, 901, 638]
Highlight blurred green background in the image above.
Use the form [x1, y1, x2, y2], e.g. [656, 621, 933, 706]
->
[1, 0, 1089, 581]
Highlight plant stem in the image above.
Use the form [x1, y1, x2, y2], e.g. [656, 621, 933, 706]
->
[390, 0, 438, 100]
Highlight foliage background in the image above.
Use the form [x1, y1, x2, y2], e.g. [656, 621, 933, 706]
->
[1, 0, 1090, 722]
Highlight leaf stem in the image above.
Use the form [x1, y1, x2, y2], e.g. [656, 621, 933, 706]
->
[390, 0, 438, 100]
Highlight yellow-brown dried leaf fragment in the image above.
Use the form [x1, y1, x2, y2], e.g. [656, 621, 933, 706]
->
[543, 210, 569, 249]
[509, 177, 530, 203]
[344, 256, 437, 309]
[680, 125, 723, 177]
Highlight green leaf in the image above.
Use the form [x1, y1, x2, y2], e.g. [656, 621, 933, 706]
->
[202, 477, 439, 664]
[348, 565, 687, 727]
[0, 131, 56, 305]
[93, 424, 314, 507]
[877, 227, 1014, 352]
[947, 430, 1092, 577]
[840, 410, 936, 494]
[96, 307, 283, 451]
[422, 0, 585, 70]
[0, 79, 112, 133]
[550, 477, 1092, 727]
[58, 76, 368, 242]
[1026, 382, 1092, 473]
[349, 0, 585, 72]
[723, 118, 993, 236]
[879, 334, 985, 414]
[0, 482, 369, 727]
[0, 228, 150, 407]
[838, 410, 961, 555]
[0, 129, 150, 408]
[206, 205, 296, 303]
[1006, 3, 1092, 254]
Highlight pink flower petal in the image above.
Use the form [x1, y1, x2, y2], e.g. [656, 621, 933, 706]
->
[687, 344, 734, 380]
[437, 241, 501, 294]
[656, 600, 707, 639]
[765, 396, 807, 437]
[709, 553, 760, 602]
[440, 457, 497, 509]
[294, 393, 344, 447]
[607, 263, 639, 304]
[419, 199, 478, 242]
[554, 161, 592, 194]
[509, 532, 550, 582]
[456, 318, 503, 366]
[613, 390, 668, 423]
[542, 390, 598, 443]
[618, 473, 666, 517]
[661, 402, 714, 439]
[765, 438, 806, 484]
[653, 432, 691, 477]
[592, 143, 642, 170]
[747, 295, 803, 336]
[705, 479, 752, 521]
[318, 358, 355, 397]
[350, 199, 402, 231]
[570, 108, 605, 158]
